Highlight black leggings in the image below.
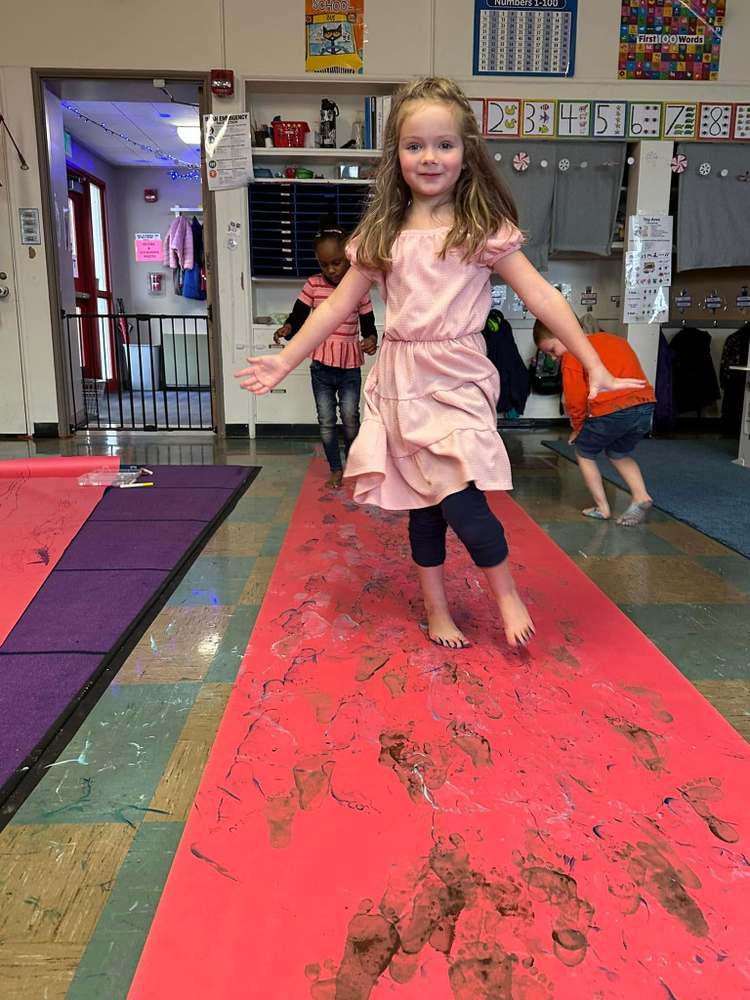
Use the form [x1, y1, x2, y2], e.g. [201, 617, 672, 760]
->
[408, 484, 508, 569]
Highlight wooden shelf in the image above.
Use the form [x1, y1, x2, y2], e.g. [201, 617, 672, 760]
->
[252, 277, 303, 283]
[252, 147, 382, 159]
[245, 76, 402, 96]
[252, 177, 373, 185]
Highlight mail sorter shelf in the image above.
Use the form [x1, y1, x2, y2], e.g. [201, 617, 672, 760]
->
[248, 181, 370, 278]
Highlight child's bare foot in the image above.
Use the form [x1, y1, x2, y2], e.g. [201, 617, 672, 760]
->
[481, 559, 535, 648]
[416, 565, 471, 649]
[326, 470, 343, 489]
[421, 608, 471, 649]
[497, 589, 535, 648]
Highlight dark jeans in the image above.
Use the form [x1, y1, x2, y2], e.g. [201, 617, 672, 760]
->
[310, 361, 362, 472]
[408, 484, 509, 568]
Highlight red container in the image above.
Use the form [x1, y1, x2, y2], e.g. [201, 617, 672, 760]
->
[272, 120, 310, 148]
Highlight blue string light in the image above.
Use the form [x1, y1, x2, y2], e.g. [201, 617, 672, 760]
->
[168, 168, 202, 181]
[62, 101, 198, 167]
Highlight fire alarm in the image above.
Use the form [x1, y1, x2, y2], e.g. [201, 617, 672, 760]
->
[144, 189, 158, 203]
[210, 69, 235, 98]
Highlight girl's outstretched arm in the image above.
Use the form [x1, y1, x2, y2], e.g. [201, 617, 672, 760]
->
[494, 251, 646, 399]
[235, 267, 374, 394]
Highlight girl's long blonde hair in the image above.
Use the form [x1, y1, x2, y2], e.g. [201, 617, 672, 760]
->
[351, 77, 520, 271]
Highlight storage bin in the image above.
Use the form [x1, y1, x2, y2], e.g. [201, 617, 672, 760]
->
[272, 120, 310, 147]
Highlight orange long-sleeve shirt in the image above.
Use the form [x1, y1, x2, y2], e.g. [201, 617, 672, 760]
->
[562, 332, 656, 432]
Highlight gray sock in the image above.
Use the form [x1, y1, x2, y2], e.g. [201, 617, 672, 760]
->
[616, 500, 652, 527]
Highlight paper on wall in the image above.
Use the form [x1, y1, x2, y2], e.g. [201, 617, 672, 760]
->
[204, 113, 253, 191]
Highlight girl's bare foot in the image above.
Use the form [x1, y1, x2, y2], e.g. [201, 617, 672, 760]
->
[416, 564, 470, 649]
[497, 589, 535, 647]
[326, 470, 343, 488]
[422, 608, 471, 649]
[481, 559, 535, 648]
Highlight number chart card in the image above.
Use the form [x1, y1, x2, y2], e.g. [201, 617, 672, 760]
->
[627, 102, 663, 139]
[484, 99, 521, 137]
[557, 101, 591, 138]
[618, 0, 726, 81]
[592, 102, 627, 139]
[473, 0, 578, 78]
[662, 102, 698, 139]
[699, 103, 733, 141]
[734, 104, 750, 141]
[522, 100, 556, 138]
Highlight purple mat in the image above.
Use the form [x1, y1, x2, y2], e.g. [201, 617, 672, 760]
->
[57, 520, 206, 571]
[90, 486, 237, 521]
[2, 571, 169, 653]
[0, 653, 104, 760]
[0, 464, 259, 801]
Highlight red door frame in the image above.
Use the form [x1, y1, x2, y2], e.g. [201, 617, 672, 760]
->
[67, 167, 117, 388]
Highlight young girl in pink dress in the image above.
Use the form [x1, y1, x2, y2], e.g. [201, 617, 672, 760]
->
[236, 77, 644, 648]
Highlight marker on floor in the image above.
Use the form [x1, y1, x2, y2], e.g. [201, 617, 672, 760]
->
[120, 482, 154, 488]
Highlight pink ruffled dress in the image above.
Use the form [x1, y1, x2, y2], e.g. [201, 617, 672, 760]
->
[344, 224, 524, 510]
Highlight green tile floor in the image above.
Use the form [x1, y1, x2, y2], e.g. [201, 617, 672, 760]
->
[0, 430, 747, 999]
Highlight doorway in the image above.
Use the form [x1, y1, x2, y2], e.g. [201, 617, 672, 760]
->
[68, 168, 116, 388]
[35, 72, 222, 433]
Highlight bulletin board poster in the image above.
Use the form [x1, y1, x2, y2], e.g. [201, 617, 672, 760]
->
[473, 0, 578, 78]
[618, 1, 726, 81]
[305, 0, 365, 75]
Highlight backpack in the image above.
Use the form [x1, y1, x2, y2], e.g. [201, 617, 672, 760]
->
[530, 349, 562, 395]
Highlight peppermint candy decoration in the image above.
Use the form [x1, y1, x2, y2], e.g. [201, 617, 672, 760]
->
[699, 162, 712, 177]
[671, 154, 688, 174]
[558, 158, 570, 172]
[513, 152, 530, 172]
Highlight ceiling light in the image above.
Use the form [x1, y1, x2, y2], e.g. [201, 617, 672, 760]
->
[177, 125, 201, 145]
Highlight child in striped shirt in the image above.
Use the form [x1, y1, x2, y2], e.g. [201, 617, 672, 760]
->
[274, 225, 378, 488]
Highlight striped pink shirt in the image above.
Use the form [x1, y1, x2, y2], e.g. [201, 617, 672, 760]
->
[299, 274, 374, 368]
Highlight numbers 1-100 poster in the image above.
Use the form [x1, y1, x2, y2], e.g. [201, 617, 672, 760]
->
[619, 1, 726, 81]
[474, 0, 578, 78]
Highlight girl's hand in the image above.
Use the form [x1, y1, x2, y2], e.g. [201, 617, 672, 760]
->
[588, 364, 646, 400]
[361, 335, 377, 356]
[273, 324, 292, 345]
[568, 430, 579, 445]
[235, 354, 290, 394]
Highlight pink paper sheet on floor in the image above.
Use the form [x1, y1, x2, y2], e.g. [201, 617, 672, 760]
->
[129, 459, 750, 1000]
[0, 455, 119, 646]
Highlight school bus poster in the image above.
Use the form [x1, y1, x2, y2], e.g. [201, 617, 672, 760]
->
[305, 0, 365, 75]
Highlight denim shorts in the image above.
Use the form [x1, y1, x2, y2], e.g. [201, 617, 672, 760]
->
[575, 402, 654, 460]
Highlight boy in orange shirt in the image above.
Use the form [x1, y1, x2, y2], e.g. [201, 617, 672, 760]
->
[533, 320, 656, 526]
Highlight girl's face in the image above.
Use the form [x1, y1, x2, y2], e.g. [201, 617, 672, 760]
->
[398, 100, 464, 204]
[315, 238, 349, 285]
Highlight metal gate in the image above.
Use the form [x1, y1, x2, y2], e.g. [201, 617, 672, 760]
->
[64, 311, 214, 431]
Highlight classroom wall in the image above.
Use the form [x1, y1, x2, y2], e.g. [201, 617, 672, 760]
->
[3, 0, 750, 98]
[2, 1, 750, 433]
[438, 0, 748, 102]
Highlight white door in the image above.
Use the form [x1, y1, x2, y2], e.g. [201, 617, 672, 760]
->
[0, 138, 28, 434]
